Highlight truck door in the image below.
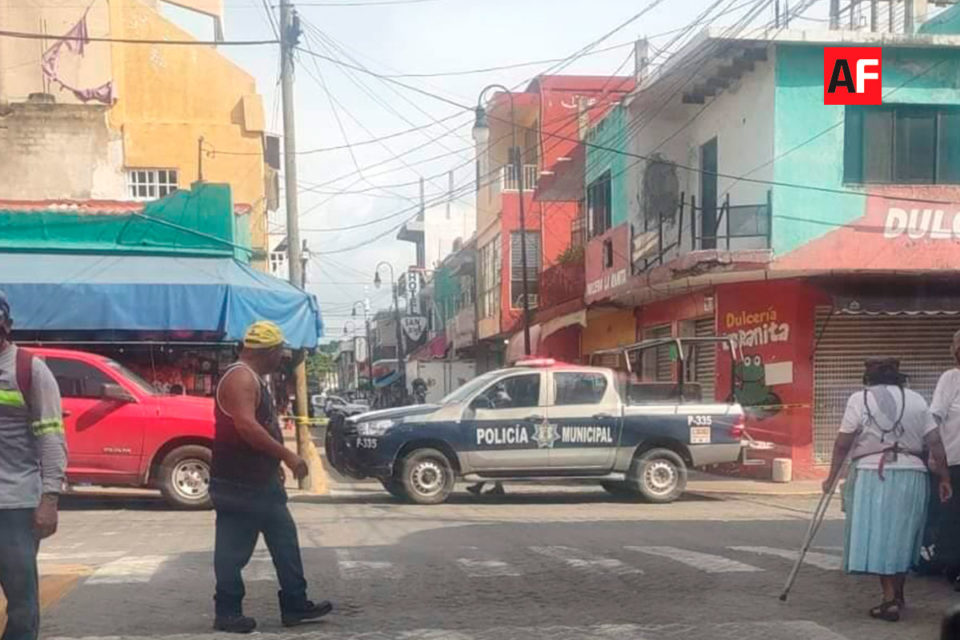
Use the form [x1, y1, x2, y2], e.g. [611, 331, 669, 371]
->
[546, 370, 621, 471]
[462, 371, 549, 472]
[45, 356, 146, 483]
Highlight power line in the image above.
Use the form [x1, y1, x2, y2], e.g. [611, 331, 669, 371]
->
[0, 28, 277, 45]
[293, 0, 439, 6]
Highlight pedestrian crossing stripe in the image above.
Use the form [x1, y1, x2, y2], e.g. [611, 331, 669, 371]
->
[61, 544, 841, 586]
[625, 546, 763, 573]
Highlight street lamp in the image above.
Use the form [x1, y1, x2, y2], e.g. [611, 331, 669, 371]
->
[352, 300, 373, 396]
[474, 84, 532, 357]
[374, 261, 407, 401]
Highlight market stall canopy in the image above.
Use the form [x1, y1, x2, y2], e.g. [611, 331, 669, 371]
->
[0, 253, 324, 348]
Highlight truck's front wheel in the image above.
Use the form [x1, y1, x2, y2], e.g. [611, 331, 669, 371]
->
[159, 445, 212, 509]
[630, 448, 687, 504]
[399, 448, 454, 505]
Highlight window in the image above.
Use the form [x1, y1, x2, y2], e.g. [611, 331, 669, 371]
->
[478, 237, 501, 319]
[602, 239, 614, 268]
[844, 106, 960, 184]
[269, 252, 287, 276]
[104, 360, 156, 395]
[587, 170, 612, 237]
[474, 373, 541, 409]
[46, 358, 113, 399]
[510, 231, 540, 309]
[126, 169, 179, 200]
[554, 372, 608, 405]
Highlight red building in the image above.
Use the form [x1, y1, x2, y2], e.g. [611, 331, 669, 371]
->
[473, 75, 633, 370]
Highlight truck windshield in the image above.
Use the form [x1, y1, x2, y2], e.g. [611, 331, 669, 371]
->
[104, 360, 157, 395]
[439, 371, 501, 405]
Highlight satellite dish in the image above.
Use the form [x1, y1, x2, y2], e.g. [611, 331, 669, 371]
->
[642, 153, 680, 229]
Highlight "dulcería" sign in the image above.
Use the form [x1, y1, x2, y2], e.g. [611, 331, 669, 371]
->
[884, 208, 960, 240]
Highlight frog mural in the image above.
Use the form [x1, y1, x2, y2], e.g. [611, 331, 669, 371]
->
[734, 354, 781, 420]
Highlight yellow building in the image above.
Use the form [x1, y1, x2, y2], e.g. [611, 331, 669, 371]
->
[0, 0, 274, 268]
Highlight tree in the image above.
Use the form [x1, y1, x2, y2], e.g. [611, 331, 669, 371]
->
[306, 351, 335, 392]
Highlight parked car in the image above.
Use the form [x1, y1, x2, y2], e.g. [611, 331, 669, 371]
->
[323, 394, 370, 417]
[326, 338, 749, 505]
[32, 348, 215, 509]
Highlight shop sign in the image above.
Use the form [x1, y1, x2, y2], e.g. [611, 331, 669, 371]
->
[884, 207, 960, 240]
[585, 223, 632, 304]
[401, 315, 427, 342]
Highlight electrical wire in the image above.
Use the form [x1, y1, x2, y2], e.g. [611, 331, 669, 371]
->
[0, 28, 277, 45]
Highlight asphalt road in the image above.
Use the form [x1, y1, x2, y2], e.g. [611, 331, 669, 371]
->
[17, 485, 957, 640]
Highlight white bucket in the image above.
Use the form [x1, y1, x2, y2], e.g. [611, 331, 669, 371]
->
[772, 458, 792, 483]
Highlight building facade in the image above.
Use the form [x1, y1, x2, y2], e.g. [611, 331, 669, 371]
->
[0, 0, 274, 268]
[579, 8, 960, 477]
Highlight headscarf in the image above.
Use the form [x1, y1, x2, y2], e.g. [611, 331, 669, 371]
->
[243, 321, 285, 349]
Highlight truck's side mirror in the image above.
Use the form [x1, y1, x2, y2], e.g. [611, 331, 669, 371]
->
[102, 383, 136, 403]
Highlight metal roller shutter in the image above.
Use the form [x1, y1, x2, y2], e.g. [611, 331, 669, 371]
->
[812, 307, 959, 463]
[645, 325, 673, 381]
[694, 317, 717, 401]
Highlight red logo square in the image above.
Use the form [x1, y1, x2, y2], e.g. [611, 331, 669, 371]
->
[824, 47, 882, 105]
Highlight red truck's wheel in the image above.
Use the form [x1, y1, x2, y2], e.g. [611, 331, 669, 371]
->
[159, 445, 212, 509]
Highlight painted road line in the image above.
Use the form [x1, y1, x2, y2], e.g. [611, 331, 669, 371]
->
[528, 546, 641, 576]
[1, 564, 92, 632]
[38, 551, 126, 562]
[456, 558, 522, 578]
[335, 549, 402, 580]
[86, 556, 169, 584]
[245, 557, 276, 582]
[43, 620, 852, 639]
[729, 546, 842, 571]
[625, 546, 764, 573]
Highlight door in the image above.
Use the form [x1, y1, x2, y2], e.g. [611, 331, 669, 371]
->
[547, 370, 621, 471]
[700, 138, 718, 249]
[45, 356, 147, 483]
[462, 371, 549, 472]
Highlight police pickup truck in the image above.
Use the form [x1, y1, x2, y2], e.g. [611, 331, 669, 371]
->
[325, 337, 747, 505]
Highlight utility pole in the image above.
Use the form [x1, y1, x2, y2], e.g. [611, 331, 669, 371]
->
[279, 0, 325, 493]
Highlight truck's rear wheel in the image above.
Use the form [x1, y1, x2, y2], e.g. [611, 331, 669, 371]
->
[159, 445, 212, 509]
[400, 448, 454, 505]
[630, 448, 687, 504]
[380, 478, 406, 500]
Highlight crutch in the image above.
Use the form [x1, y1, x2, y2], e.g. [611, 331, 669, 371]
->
[779, 448, 852, 602]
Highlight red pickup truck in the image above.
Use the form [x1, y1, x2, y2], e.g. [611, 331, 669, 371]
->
[32, 348, 215, 508]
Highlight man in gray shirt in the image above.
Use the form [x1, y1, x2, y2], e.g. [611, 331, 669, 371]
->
[0, 291, 66, 640]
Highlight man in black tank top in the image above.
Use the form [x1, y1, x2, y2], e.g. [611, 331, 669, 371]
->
[211, 321, 332, 633]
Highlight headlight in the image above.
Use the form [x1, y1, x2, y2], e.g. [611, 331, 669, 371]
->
[357, 419, 395, 436]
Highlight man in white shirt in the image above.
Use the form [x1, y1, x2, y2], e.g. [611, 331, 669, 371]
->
[929, 329, 960, 588]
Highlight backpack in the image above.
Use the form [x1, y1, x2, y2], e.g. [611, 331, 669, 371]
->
[15, 347, 33, 409]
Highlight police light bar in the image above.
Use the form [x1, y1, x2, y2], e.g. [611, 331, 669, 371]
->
[515, 358, 556, 368]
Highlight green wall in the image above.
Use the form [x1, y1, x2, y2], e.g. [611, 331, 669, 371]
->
[0, 183, 244, 258]
[773, 45, 960, 255]
[585, 104, 630, 226]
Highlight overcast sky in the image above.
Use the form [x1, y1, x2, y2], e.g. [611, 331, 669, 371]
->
[205, 0, 832, 340]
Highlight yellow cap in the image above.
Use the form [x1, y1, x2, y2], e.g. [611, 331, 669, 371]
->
[243, 321, 285, 349]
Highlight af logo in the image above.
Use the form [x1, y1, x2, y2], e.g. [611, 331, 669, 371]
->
[532, 418, 560, 449]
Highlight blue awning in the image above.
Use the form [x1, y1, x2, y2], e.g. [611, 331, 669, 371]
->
[0, 253, 324, 348]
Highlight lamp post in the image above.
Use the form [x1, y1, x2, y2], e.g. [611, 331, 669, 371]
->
[374, 262, 407, 402]
[473, 84, 531, 357]
[352, 300, 373, 398]
[342, 322, 359, 393]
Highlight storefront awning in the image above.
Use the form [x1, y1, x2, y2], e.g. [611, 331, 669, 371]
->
[833, 293, 960, 316]
[506, 324, 542, 365]
[540, 309, 587, 340]
[0, 253, 323, 348]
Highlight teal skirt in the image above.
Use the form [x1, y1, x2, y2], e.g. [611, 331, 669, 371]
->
[843, 467, 929, 575]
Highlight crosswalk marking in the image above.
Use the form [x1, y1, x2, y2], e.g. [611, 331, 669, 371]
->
[336, 549, 402, 580]
[456, 558, 522, 578]
[86, 556, 168, 584]
[244, 557, 276, 582]
[528, 546, 641, 576]
[38, 551, 126, 563]
[625, 546, 763, 573]
[729, 546, 842, 571]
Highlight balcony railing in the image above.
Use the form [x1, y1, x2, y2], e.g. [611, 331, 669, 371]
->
[500, 164, 539, 192]
[633, 190, 772, 271]
[693, 192, 772, 251]
[539, 260, 586, 309]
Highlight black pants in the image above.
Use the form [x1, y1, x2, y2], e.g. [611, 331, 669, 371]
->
[0, 509, 39, 640]
[212, 481, 308, 617]
[933, 466, 960, 572]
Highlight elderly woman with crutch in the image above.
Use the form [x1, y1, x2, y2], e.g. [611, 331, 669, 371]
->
[822, 358, 953, 622]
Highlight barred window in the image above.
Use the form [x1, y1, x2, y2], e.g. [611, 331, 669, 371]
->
[127, 169, 179, 201]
